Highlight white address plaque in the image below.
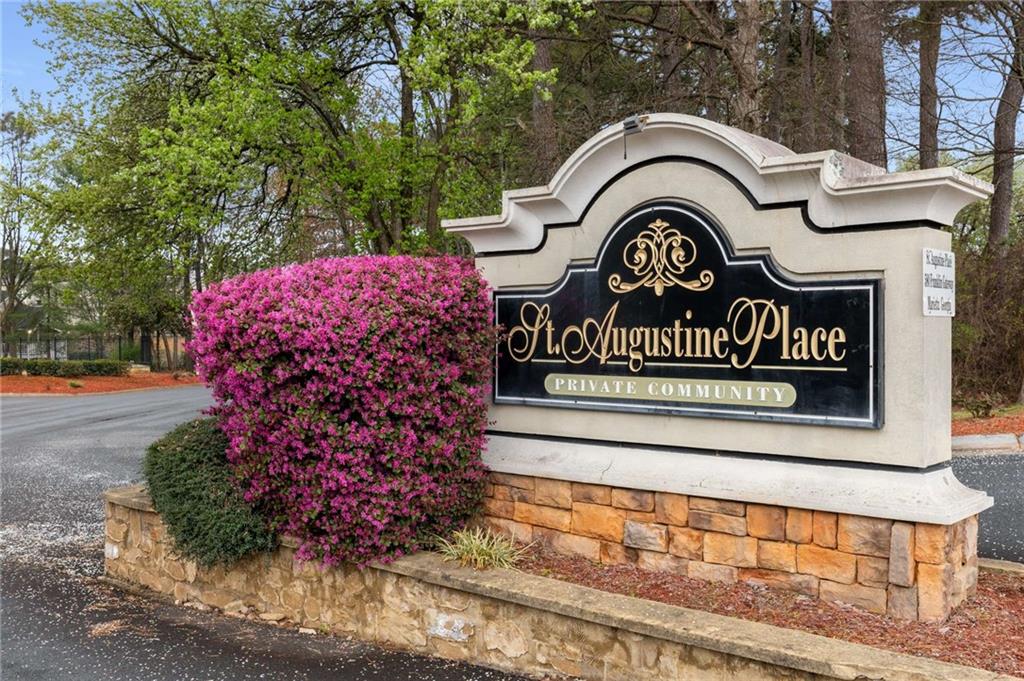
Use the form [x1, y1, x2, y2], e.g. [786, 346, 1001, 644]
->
[922, 248, 955, 317]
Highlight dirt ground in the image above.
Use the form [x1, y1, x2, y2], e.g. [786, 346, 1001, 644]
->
[520, 545, 1024, 677]
[952, 406, 1024, 436]
[0, 373, 201, 395]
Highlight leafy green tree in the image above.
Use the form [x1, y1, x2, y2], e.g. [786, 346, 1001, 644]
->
[19, 0, 583, 356]
[1, 111, 40, 341]
[27, 0, 584, 262]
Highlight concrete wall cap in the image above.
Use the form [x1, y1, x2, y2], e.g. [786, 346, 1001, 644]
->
[443, 113, 993, 253]
[381, 552, 1014, 681]
[103, 483, 155, 512]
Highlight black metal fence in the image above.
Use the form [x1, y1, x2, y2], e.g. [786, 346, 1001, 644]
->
[2, 333, 192, 370]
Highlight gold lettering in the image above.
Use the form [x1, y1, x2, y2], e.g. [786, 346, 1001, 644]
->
[780, 305, 791, 359]
[510, 296, 850, 372]
[728, 298, 781, 369]
[712, 327, 729, 359]
[811, 328, 828, 361]
[791, 327, 810, 361]
[828, 327, 847, 361]
[611, 327, 627, 356]
[644, 327, 660, 358]
[694, 327, 712, 358]
[507, 302, 549, 362]
[562, 303, 619, 366]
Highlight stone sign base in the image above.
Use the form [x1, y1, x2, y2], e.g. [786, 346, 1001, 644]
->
[103, 485, 1000, 681]
[482, 472, 978, 622]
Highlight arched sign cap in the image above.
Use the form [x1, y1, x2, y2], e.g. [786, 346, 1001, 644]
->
[443, 113, 994, 254]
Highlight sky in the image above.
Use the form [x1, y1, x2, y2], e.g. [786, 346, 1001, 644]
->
[1, 1, 57, 111]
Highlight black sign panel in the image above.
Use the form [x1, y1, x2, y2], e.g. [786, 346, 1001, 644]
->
[494, 203, 883, 428]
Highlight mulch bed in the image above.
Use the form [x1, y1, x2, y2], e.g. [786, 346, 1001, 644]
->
[952, 413, 1024, 437]
[0, 373, 201, 394]
[519, 545, 1024, 676]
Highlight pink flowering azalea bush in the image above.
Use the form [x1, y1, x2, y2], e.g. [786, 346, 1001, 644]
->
[187, 256, 494, 566]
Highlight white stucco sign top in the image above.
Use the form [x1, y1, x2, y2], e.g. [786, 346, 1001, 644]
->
[444, 114, 994, 524]
[923, 248, 955, 317]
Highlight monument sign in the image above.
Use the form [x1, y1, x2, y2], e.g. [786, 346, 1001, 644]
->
[444, 115, 993, 621]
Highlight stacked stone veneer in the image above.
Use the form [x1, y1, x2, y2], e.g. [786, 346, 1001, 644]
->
[104, 485, 1001, 681]
[482, 473, 978, 622]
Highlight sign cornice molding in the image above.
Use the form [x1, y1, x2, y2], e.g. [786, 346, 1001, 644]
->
[443, 114, 993, 254]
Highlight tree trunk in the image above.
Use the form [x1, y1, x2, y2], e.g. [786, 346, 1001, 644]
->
[194, 232, 205, 293]
[732, 0, 763, 133]
[384, 11, 416, 251]
[700, 44, 721, 122]
[986, 10, 1023, 253]
[768, 0, 793, 145]
[140, 331, 152, 367]
[657, 3, 685, 112]
[424, 157, 447, 244]
[1015, 350, 1024, 403]
[368, 203, 391, 253]
[826, 0, 848, 150]
[798, 0, 818, 152]
[918, 1, 942, 169]
[531, 35, 559, 182]
[845, 1, 888, 167]
[682, 1, 724, 123]
[162, 333, 174, 371]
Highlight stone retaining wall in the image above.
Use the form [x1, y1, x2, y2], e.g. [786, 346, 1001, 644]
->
[103, 485, 1007, 681]
[481, 473, 978, 622]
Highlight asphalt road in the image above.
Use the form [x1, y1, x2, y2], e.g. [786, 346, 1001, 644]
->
[952, 451, 1024, 563]
[0, 387, 524, 681]
[2, 388, 1021, 681]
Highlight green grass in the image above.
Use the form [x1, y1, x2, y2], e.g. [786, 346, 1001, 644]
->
[952, 402, 1024, 421]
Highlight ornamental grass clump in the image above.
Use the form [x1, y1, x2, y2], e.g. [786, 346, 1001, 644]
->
[435, 527, 530, 570]
[188, 256, 495, 566]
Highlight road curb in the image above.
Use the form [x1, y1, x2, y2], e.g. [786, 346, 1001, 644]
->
[952, 433, 1023, 452]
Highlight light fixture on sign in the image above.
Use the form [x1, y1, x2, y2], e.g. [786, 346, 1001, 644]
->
[622, 114, 649, 159]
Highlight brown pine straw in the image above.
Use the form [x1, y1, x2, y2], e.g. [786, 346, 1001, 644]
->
[519, 545, 1024, 676]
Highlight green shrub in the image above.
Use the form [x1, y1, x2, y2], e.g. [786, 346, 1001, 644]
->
[0, 357, 25, 375]
[0, 357, 129, 377]
[80, 359, 131, 376]
[435, 527, 530, 570]
[27, 359, 76, 376]
[144, 418, 277, 567]
[957, 392, 998, 419]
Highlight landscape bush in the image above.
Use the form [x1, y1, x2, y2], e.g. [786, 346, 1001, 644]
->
[188, 256, 495, 566]
[0, 357, 130, 377]
[952, 242, 1024, 405]
[144, 418, 277, 567]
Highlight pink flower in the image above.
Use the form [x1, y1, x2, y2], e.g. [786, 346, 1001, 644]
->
[187, 256, 494, 566]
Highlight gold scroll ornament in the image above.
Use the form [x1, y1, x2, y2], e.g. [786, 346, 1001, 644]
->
[608, 218, 714, 296]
